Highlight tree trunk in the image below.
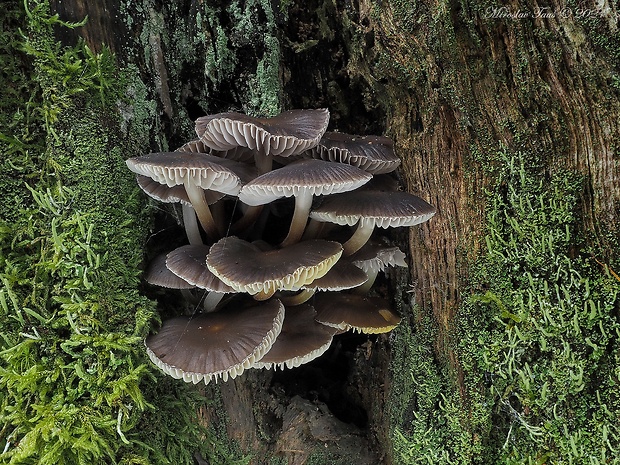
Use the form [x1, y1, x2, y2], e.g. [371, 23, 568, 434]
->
[48, 0, 619, 463]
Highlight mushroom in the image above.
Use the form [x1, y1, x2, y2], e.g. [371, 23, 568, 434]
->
[309, 132, 401, 174]
[165, 245, 236, 311]
[253, 304, 337, 371]
[205, 236, 343, 300]
[195, 109, 330, 174]
[145, 298, 285, 384]
[350, 242, 408, 294]
[309, 190, 436, 255]
[238, 159, 372, 246]
[313, 293, 401, 334]
[126, 152, 251, 239]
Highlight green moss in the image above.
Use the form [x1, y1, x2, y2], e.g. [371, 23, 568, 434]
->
[459, 150, 620, 462]
[0, 2, 228, 463]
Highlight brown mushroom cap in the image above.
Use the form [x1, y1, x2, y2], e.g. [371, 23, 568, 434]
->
[238, 159, 372, 206]
[144, 253, 194, 289]
[145, 299, 285, 384]
[206, 236, 343, 297]
[302, 259, 368, 291]
[313, 293, 401, 334]
[126, 152, 248, 195]
[310, 132, 401, 174]
[309, 190, 436, 255]
[165, 245, 234, 293]
[253, 304, 337, 370]
[195, 109, 330, 157]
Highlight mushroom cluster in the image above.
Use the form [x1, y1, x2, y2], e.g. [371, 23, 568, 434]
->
[127, 109, 436, 385]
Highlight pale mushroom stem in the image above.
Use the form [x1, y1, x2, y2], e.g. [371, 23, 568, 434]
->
[181, 204, 203, 245]
[343, 222, 375, 256]
[184, 183, 221, 239]
[202, 291, 225, 312]
[354, 268, 379, 295]
[280, 193, 313, 248]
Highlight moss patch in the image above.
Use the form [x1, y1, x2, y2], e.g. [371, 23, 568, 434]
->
[0, 2, 245, 463]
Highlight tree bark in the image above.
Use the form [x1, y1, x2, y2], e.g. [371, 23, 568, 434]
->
[49, 0, 619, 463]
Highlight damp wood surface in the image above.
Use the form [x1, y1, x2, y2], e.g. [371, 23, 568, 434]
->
[17, 0, 620, 463]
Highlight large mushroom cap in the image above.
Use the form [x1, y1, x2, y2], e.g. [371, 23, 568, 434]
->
[127, 152, 256, 239]
[314, 293, 401, 334]
[253, 304, 337, 370]
[206, 236, 343, 296]
[145, 299, 285, 384]
[310, 132, 401, 174]
[238, 159, 372, 206]
[310, 190, 436, 228]
[195, 109, 330, 157]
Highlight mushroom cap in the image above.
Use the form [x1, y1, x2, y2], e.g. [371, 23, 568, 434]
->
[253, 304, 337, 370]
[206, 236, 343, 295]
[145, 299, 285, 384]
[165, 245, 235, 293]
[126, 152, 255, 195]
[301, 259, 368, 291]
[314, 293, 401, 334]
[195, 109, 330, 157]
[309, 191, 436, 228]
[238, 159, 372, 206]
[350, 242, 408, 274]
[310, 132, 401, 174]
[144, 253, 194, 289]
[135, 174, 225, 205]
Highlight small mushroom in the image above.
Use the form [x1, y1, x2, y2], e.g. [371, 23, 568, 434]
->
[195, 109, 330, 174]
[350, 242, 408, 294]
[126, 152, 255, 240]
[205, 236, 343, 299]
[145, 298, 285, 384]
[253, 304, 337, 371]
[238, 159, 372, 246]
[313, 293, 401, 334]
[309, 190, 436, 255]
